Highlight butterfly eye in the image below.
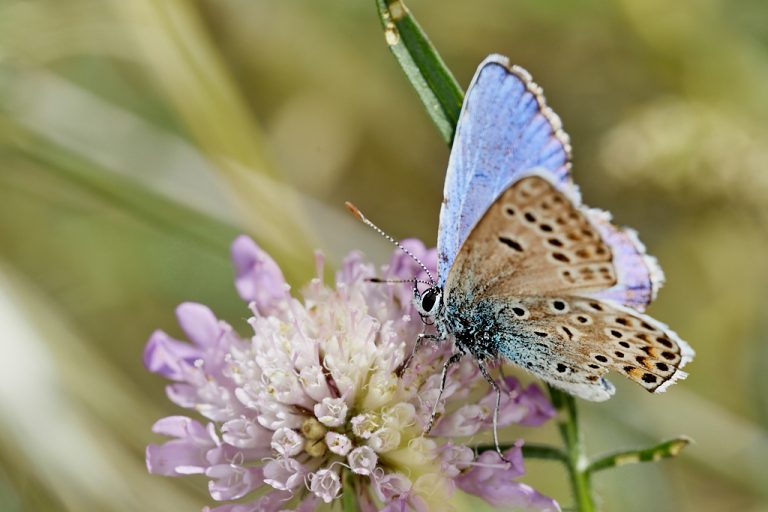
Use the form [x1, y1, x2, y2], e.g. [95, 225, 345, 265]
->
[420, 289, 439, 314]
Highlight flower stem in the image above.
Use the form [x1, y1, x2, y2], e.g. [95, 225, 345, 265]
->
[341, 469, 361, 512]
[523, 442, 570, 462]
[548, 385, 596, 512]
[475, 442, 568, 462]
[587, 436, 692, 474]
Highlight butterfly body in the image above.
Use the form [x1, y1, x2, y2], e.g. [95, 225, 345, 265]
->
[441, 295, 502, 361]
[408, 55, 693, 404]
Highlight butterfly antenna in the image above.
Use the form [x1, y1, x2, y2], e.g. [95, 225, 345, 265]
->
[367, 277, 434, 286]
[345, 201, 436, 285]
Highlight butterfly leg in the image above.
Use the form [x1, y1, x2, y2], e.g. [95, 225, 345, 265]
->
[424, 351, 463, 435]
[477, 360, 510, 463]
[396, 332, 440, 377]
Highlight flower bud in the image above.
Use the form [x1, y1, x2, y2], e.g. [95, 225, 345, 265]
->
[301, 417, 327, 440]
[305, 437, 328, 458]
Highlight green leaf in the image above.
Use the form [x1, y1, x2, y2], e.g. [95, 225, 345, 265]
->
[587, 436, 693, 474]
[373, 0, 464, 145]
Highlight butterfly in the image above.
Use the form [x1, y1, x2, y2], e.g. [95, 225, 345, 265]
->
[349, 54, 694, 454]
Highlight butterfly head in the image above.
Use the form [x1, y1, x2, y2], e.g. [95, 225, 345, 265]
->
[345, 200, 443, 322]
[414, 285, 443, 323]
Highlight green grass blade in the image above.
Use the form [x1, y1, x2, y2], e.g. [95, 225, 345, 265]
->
[0, 117, 239, 257]
[374, 0, 464, 145]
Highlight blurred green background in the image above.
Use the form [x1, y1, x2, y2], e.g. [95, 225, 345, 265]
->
[1, 0, 767, 511]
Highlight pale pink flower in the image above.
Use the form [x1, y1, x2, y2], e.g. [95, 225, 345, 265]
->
[348, 445, 378, 475]
[439, 443, 475, 478]
[325, 431, 353, 456]
[144, 237, 558, 511]
[314, 397, 349, 427]
[206, 464, 263, 501]
[270, 427, 304, 457]
[373, 471, 412, 502]
[309, 468, 342, 503]
[145, 416, 215, 476]
[262, 457, 307, 491]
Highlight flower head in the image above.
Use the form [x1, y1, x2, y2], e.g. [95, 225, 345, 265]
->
[144, 236, 558, 511]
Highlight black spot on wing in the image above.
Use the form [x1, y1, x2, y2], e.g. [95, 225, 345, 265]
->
[498, 237, 524, 252]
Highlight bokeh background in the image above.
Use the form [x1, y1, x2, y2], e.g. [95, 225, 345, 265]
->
[1, 0, 767, 511]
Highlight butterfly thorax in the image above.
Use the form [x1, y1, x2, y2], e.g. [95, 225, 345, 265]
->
[440, 294, 506, 361]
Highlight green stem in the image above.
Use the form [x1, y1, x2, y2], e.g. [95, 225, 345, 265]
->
[474, 442, 568, 462]
[587, 436, 692, 474]
[523, 442, 570, 462]
[549, 385, 596, 512]
[341, 470, 361, 512]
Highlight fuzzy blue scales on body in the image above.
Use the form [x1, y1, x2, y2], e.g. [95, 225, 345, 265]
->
[444, 297, 506, 360]
[349, 54, 694, 460]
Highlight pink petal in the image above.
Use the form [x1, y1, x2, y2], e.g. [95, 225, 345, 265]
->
[230, 235, 287, 309]
[143, 330, 199, 379]
[176, 302, 221, 347]
[432, 404, 487, 437]
[476, 378, 555, 430]
[165, 382, 199, 409]
[146, 416, 215, 476]
[457, 443, 560, 511]
[516, 382, 557, 427]
[206, 465, 264, 501]
[151, 416, 207, 438]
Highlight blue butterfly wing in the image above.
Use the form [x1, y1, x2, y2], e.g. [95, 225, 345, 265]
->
[437, 54, 573, 285]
